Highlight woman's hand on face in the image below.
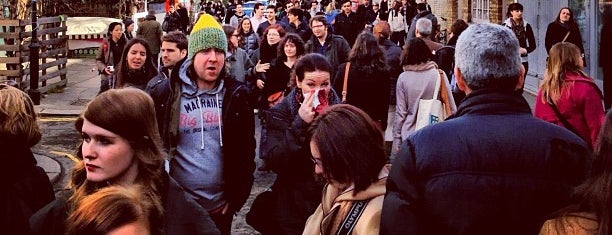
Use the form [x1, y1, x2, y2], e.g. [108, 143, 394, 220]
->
[255, 60, 270, 73]
[299, 90, 316, 124]
[256, 79, 265, 89]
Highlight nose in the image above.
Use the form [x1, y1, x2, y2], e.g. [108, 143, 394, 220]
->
[208, 50, 219, 62]
[314, 164, 323, 174]
[81, 142, 96, 160]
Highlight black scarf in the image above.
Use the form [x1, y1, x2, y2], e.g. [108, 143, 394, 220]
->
[510, 19, 526, 43]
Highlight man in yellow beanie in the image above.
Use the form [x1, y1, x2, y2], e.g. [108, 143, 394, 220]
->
[146, 14, 256, 235]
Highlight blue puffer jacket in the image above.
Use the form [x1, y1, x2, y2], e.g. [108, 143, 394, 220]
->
[381, 89, 590, 235]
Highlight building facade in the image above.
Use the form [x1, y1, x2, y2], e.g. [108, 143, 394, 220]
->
[428, 0, 608, 92]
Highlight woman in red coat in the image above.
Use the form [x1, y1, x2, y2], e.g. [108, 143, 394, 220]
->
[534, 42, 604, 149]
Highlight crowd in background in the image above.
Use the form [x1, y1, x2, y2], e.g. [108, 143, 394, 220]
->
[2, 0, 612, 235]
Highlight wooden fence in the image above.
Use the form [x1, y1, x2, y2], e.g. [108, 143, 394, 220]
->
[0, 15, 68, 93]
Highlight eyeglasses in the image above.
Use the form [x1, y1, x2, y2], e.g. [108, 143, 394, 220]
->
[310, 156, 323, 167]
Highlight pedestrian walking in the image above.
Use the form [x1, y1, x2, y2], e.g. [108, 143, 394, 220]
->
[305, 15, 351, 78]
[137, 10, 163, 68]
[147, 14, 256, 235]
[29, 88, 221, 235]
[0, 84, 54, 235]
[114, 38, 159, 90]
[333, 31, 390, 131]
[163, 5, 182, 33]
[502, 3, 536, 88]
[534, 42, 604, 150]
[302, 104, 389, 235]
[381, 23, 591, 235]
[95, 22, 127, 94]
[123, 18, 134, 40]
[545, 7, 585, 56]
[333, 0, 364, 46]
[237, 17, 260, 57]
[253, 53, 341, 235]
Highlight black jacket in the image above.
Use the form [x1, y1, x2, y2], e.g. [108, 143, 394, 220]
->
[333, 62, 390, 129]
[381, 89, 590, 235]
[260, 88, 341, 234]
[545, 21, 584, 54]
[1, 139, 54, 235]
[29, 174, 221, 235]
[286, 22, 312, 43]
[164, 11, 181, 32]
[146, 60, 256, 214]
[333, 12, 364, 46]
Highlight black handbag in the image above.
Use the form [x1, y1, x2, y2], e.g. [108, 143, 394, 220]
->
[246, 189, 276, 234]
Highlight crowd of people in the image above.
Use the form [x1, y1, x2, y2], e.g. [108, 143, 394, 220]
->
[3, 1, 612, 235]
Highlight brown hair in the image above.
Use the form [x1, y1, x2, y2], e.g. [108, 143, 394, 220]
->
[540, 42, 588, 104]
[0, 84, 41, 147]
[65, 185, 163, 235]
[348, 31, 388, 74]
[401, 37, 432, 66]
[69, 88, 165, 211]
[307, 104, 386, 194]
[114, 38, 158, 89]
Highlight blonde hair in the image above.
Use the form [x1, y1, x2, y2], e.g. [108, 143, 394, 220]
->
[69, 88, 165, 212]
[65, 185, 163, 235]
[0, 84, 41, 147]
[540, 42, 588, 104]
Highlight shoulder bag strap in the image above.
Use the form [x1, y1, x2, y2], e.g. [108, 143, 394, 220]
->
[438, 69, 452, 118]
[336, 200, 368, 235]
[562, 31, 571, 43]
[341, 62, 351, 103]
[547, 97, 581, 137]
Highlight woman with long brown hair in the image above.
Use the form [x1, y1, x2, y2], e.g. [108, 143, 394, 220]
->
[30, 88, 220, 235]
[333, 31, 390, 130]
[534, 42, 604, 149]
[114, 38, 159, 90]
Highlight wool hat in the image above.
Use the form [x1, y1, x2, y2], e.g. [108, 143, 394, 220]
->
[188, 14, 227, 60]
[123, 18, 134, 28]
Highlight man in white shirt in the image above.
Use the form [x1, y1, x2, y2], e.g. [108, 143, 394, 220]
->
[250, 3, 266, 33]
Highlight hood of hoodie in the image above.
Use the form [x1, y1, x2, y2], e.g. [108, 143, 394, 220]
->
[178, 58, 225, 98]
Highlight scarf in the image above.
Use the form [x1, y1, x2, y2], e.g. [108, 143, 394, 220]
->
[402, 61, 437, 72]
[510, 18, 526, 43]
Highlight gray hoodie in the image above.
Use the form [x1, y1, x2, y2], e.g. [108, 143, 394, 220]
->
[170, 60, 227, 211]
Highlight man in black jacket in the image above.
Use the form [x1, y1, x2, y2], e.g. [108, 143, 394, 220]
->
[381, 23, 590, 235]
[146, 14, 255, 235]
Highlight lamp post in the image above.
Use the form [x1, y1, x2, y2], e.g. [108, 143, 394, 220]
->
[28, 0, 40, 104]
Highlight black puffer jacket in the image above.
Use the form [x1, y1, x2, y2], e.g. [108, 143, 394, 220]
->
[260, 88, 341, 234]
[381, 89, 590, 235]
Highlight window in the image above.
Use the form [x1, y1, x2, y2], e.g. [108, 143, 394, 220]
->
[472, 0, 490, 22]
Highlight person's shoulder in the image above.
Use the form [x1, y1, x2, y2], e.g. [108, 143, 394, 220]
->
[540, 213, 599, 235]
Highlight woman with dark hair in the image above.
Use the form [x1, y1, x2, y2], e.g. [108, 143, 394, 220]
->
[502, 3, 536, 75]
[237, 17, 260, 57]
[255, 53, 341, 234]
[446, 19, 468, 46]
[259, 33, 306, 110]
[333, 31, 390, 130]
[539, 109, 612, 235]
[30, 88, 220, 235]
[114, 38, 159, 90]
[95, 22, 127, 94]
[391, 38, 456, 160]
[1, 84, 54, 235]
[303, 104, 389, 234]
[534, 42, 604, 150]
[545, 7, 585, 55]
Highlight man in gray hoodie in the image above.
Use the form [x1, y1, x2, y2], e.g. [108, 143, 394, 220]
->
[146, 14, 256, 235]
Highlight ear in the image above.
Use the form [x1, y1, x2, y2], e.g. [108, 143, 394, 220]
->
[455, 67, 471, 95]
[180, 49, 187, 58]
[516, 64, 525, 91]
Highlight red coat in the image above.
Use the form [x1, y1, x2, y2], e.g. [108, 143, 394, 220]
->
[534, 72, 605, 149]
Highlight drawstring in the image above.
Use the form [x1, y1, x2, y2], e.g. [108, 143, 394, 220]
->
[216, 93, 223, 147]
[197, 95, 205, 150]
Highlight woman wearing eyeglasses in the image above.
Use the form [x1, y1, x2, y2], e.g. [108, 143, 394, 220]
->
[303, 104, 389, 235]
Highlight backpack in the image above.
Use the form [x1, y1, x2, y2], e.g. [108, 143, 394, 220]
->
[433, 46, 462, 93]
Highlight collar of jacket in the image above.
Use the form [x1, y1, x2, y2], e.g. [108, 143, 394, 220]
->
[449, 88, 531, 119]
